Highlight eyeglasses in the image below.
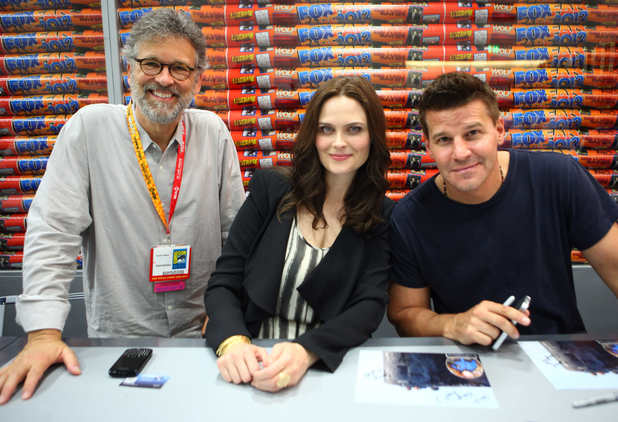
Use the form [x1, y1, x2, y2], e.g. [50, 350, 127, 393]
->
[133, 57, 195, 81]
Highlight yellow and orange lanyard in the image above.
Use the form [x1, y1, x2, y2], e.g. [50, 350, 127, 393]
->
[126, 102, 186, 235]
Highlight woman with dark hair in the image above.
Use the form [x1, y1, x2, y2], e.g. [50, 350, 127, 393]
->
[204, 76, 393, 392]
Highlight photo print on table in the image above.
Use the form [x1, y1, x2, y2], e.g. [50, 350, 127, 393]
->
[355, 350, 498, 408]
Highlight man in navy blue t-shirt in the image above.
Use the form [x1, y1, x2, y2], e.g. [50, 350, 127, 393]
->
[388, 72, 618, 346]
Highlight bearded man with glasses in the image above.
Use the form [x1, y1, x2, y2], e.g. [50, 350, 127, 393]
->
[0, 9, 244, 404]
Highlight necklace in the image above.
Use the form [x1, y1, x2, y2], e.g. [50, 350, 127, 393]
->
[442, 164, 504, 197]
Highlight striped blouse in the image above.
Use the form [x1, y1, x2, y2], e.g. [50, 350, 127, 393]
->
[258, 216, 329, 339]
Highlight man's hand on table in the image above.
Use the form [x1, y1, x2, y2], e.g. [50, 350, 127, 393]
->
[444, 300, 531, 346]
[0, 329, 81, 404]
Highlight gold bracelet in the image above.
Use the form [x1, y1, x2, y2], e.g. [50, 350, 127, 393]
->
[215, 335, 251, 357]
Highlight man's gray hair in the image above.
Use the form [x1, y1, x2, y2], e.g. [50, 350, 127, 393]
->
[121, 8, 207, 70]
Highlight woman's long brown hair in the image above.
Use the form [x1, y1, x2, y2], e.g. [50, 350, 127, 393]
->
[277, 76, 390, 233]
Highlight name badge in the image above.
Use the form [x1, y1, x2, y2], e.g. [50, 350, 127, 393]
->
[149, 245, 191, 292]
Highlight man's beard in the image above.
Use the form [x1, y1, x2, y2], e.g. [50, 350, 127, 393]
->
[129, 73, 194, 125]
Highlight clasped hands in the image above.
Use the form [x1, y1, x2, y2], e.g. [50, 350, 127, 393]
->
[216, 341, 317, 392]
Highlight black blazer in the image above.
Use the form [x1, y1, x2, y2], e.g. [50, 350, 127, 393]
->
[205, 169, 394, 371]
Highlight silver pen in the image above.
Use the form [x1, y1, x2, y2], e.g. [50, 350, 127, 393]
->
[491, 295, 515, 351]
[572, 392, 618, 409]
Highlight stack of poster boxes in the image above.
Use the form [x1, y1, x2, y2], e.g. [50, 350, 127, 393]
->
[0, 0, 107, 269]
[100, 1, 618, 264]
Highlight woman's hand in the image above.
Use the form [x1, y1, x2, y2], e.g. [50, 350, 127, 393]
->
[216, 342, 270, 384]
[250, 342, 318, 392]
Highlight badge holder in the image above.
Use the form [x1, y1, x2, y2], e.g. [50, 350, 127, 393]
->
[150, 243, 191, 293]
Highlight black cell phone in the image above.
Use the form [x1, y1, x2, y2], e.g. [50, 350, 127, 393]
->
[108, 348, 152, 378]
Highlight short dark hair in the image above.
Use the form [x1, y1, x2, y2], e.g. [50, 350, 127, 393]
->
[278, 76, 390, 233]
[418, 72, 500, 138]
[121, 8, 207, 71]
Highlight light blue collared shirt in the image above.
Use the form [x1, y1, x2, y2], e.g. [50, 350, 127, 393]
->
[17, 103, 245, 338]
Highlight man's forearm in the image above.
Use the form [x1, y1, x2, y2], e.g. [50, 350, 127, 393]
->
[602, 271, 618, 298]
[583, 223, 618, 298]
[587, 256, 618, 298]
[27, 329, 62, 343]
[391, 306, 455, 338]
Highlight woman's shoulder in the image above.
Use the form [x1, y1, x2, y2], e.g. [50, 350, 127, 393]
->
[381, 196, 395, 219]
[249, 168, 290, 186]
[248, 168, 292, 202]
[359, 196, 395, 239]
